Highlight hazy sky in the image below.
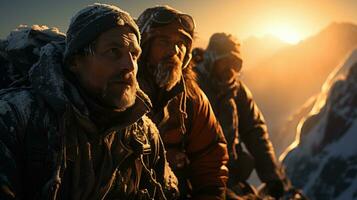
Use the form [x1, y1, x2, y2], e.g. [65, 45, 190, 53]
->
[1, 0, 357, 46]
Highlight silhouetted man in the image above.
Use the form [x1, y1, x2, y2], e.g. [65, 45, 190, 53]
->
[195, 33, 287, 199]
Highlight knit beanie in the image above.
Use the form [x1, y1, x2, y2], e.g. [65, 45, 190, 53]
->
[64, 3, 140, 62]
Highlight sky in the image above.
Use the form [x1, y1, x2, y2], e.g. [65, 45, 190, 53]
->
[1, 0, 357, 46]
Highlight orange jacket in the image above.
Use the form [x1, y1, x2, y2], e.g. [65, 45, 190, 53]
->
[140, 77, 229, 200]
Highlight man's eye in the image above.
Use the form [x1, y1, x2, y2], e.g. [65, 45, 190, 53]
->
[109, 48, 120, 54]
[107, 48, 121, 58]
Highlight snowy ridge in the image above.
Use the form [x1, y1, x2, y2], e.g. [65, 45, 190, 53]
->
[282, 49, 357, 200]
[310, 49, 357, 116]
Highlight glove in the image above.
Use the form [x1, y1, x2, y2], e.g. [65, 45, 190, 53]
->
[265, 180, 285, 199]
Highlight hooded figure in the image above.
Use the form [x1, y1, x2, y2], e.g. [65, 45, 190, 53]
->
[0, 3, 178, 200]
[137, 5, 229, 200]
[195, 32, 287, 199]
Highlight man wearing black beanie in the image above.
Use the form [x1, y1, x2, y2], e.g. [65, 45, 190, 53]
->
[0, 3, 178, 200]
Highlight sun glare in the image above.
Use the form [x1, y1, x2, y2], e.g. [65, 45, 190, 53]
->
[271, 30, 301, 44]
[268, 24, 302, 44]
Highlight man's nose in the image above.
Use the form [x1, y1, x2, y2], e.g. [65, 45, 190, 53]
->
[118, 52, 136, 72]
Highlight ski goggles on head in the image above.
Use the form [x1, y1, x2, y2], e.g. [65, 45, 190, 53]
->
[211, 52, 243, 72]
[141, 9, 195, 35]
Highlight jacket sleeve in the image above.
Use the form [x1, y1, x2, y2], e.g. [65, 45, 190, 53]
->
[235, 81, 283, 182]
[0, 99, 24, 200]
[186, 88, 229, 200]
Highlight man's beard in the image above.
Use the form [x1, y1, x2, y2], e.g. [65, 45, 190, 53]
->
[102, 73, 138, 112]
[153, 56, 183, 91]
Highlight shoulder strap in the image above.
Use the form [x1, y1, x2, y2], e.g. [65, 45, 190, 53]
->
[182, 96, 194, 151]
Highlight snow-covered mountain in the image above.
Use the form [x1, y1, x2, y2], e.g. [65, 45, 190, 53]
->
[242, 22, 357, 155]
[281, 49, 357, 200]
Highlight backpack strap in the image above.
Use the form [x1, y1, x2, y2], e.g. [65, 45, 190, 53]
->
[115, 121, 167, 200]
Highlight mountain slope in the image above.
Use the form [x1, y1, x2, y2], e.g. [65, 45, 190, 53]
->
[242, 22, 357, 154]
[282, 49, 357, 200]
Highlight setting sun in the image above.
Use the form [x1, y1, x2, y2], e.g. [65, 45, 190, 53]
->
[269, 29, 301, 44]
[267, 24, 303, 44]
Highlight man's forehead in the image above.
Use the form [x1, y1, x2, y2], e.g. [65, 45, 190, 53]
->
[152, 22, 192, 42]
[97, 26, 139, 46]
[154, 30, 190, 45]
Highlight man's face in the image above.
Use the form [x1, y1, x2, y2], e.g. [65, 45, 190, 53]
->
[71, 26, 141, 111]
[147, 24, 188, 91]
[211, 55, 242, 84]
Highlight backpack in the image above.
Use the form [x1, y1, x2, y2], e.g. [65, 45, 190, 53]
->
[0, 25, 65, 89]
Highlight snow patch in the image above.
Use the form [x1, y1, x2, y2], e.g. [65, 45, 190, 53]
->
[324, 120, 357, 158]
[6, 24, 64, 51]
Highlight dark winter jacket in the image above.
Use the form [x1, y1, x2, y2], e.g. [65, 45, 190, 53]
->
[196, 64, 283, 184]
[0, 42, 178, 200]
[138, 65, 229, 200]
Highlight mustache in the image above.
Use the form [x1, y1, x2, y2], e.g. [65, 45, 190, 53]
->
[108, 72, 136, 85]
[161, 55, 182, 66]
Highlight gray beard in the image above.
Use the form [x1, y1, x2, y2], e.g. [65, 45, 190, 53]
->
[101, 81, 138, 112]
[113, 85, 137, 112]
[153, 60, 182, 91]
